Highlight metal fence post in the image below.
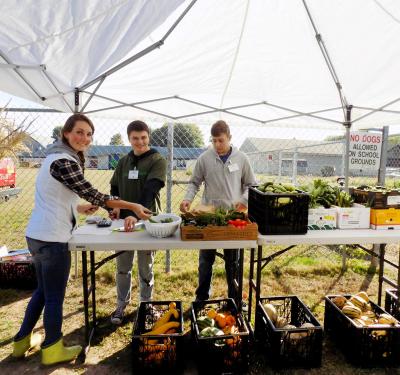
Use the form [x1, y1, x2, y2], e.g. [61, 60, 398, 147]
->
[292, 148, 298, 185]
[378, 126, 389, 186]
[165, 122, 174, 273]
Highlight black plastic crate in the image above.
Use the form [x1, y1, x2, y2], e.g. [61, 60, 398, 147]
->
[191, 298, 250, 374]
[0, 262, 37, 289]
[255, 296, 323, 368]
[325, 294, 400, 367]
[248, 186, 309, 235]
[385, 289, 400, 321]
[350, 187, 400, 209]
[132, 300, 184, 374]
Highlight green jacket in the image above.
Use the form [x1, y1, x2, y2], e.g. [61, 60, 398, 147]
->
[110, 148, 167, 218]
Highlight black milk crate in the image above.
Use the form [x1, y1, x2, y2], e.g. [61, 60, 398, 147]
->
[325, 295, 400, 367]
[132, 300, 184, 374]
[191, 298, 250, 374]
[248, 186, 309, 235]
[0, 261, 37, 289]
[350, 187, 400, 209]
[385, 289, 400, 321]
[255, 296, 323, 368]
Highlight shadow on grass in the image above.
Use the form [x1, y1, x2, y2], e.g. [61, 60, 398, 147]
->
[359, 258, 378, 292]
[0, 288, 33, 308]
[0, 308, 85, 348]
[310, 271, 345, 312]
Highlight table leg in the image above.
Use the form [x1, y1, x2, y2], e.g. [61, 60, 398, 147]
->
[81, 251, 90, 344]
[378, 244, 386, 306]
[237, 248, 244, 311]
[397, 247, 400, 313]
[90, 251, 97, 328]
[248, 247, 255, 322]
[254, 245, 263, 331]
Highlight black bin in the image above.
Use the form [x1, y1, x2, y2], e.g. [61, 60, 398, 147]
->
[385, 289, 400, 321]
[132, 300, 184, 374]
[325, 294, 400, 367]
[255, 295, 323, 368]
[0, 261, 37, 289]
[191, 298, 250, 374]
[248, 186, 309, 235]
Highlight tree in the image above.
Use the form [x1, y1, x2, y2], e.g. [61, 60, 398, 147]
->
[151, 123, 204, 148]
[110, 133, 124, 146]
[51, 126, 63, 142]
[0, 107, 30, 159]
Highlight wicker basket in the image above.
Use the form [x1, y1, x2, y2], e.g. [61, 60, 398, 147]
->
[144, 214, 182, 238]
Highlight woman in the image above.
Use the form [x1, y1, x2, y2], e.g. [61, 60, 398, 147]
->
[12, 114, 151, 365]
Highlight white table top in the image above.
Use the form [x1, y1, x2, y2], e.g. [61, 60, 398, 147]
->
[69, 221, 400, 251]
[68, 220, 257, 251]
[258, 229, 400, 246]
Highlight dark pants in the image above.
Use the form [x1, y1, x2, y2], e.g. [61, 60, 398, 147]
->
[195, 249, 239, 301]
[15, 238, 71, 347]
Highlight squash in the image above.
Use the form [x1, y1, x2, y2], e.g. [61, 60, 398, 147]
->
[356, 291, 369, 303]
[225, 315, 236, 327]
[275, 316, 288, 328]
[350, 295, 369, 311]
[378, 313, 398, 325]
[143, 321, 180, 335]
[153, 307, 179, 329]
[332, 296, 347, 309]
[207, 308, 217, 319]
[342, 303, 362, 318]
[197, 316, 214, 331]
[215, 313, 227, 329]
[264, 303, 278, 323]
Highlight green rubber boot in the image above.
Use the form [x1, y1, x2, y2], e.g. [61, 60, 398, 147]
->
[12, 332, 42, 358]
[41, 337, 82, 365]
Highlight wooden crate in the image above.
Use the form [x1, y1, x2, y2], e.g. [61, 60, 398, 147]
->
[180, 221, 258, 241]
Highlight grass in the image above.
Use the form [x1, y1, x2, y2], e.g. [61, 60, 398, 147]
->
[1, 244, 399, 374]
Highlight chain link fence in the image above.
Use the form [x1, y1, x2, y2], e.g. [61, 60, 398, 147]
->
[1, 106, 399, 249]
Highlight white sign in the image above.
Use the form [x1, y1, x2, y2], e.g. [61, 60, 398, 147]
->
[349, 131, 382, 170]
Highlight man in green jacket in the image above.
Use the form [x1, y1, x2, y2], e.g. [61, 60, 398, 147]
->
[110, 120, 167, 324]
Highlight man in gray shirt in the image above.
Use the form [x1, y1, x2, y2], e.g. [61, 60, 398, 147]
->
[180, 120, 256, 302]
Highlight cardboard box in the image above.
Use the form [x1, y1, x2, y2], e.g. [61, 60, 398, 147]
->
[370, 208, 400, 230]
[308, 207, 337, 230]
[180, 222, 258, 241]
[335, 203, 370, 229]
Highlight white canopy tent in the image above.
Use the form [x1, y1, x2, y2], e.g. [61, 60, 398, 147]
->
[1, 0, 400, 129]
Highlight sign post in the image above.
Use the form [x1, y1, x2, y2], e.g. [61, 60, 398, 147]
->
[349, 131, 382, 172]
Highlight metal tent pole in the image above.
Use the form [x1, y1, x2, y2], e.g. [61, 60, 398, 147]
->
[343, 105, 352, 192]
[165, 122, 174, 273]
[74, 88, 80, 278]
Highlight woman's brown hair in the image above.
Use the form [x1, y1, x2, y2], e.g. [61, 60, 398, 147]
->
[62, 114, 95, 167]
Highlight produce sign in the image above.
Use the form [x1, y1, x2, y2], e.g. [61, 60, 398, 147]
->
[349, 131, 382, 171]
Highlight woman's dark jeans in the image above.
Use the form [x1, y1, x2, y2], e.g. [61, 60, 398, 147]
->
[15, 238, 71, 347]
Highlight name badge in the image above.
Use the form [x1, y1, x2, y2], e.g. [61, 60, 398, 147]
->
[228, 163, 239, 172]
[128, 169, 139, 179]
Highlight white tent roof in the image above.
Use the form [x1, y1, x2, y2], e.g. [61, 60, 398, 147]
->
[1, 0, 400, 128]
